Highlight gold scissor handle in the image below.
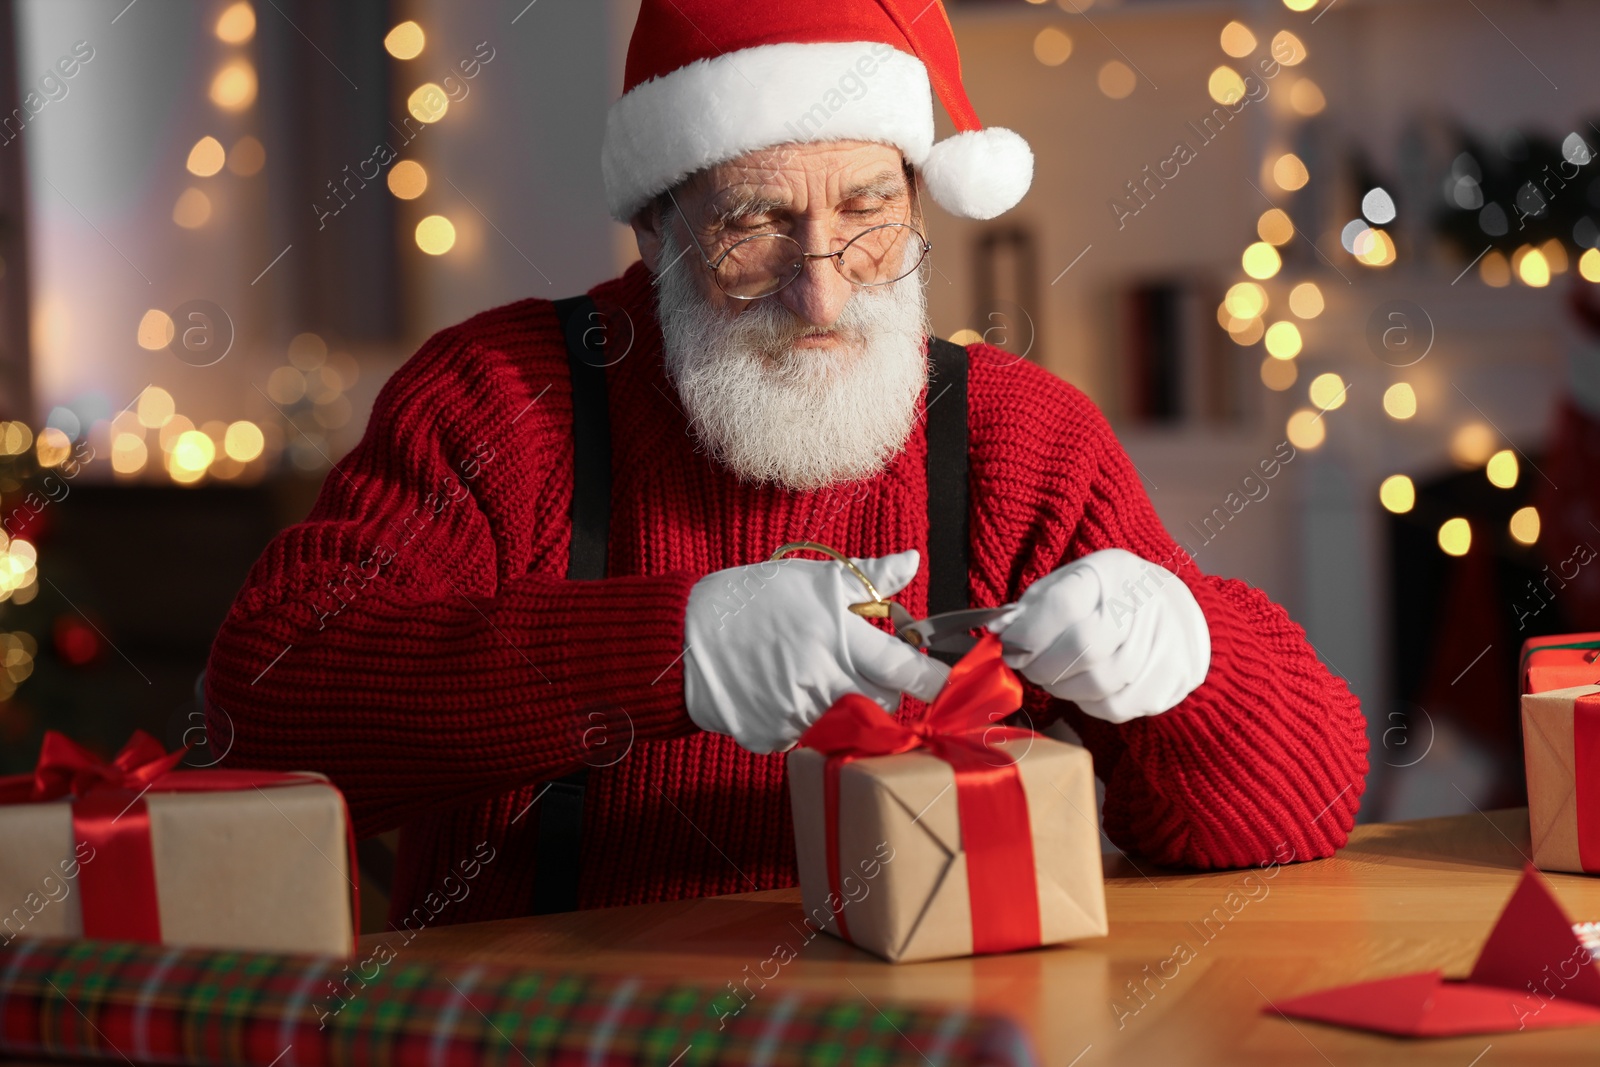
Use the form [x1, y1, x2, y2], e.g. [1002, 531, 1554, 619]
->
[769, 540, 891, 618]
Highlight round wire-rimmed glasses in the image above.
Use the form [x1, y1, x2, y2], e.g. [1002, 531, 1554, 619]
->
[665, 187, 932, 301]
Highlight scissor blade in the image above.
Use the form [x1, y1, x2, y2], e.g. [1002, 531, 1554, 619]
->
[901, 604, 1018, 651]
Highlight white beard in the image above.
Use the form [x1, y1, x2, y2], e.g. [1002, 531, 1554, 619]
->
[652, 226, 931, 492]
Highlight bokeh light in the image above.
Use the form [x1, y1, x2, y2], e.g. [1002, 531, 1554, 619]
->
[1438, 517, 1471, 557]
[1286, 408, 1325, 450]
[416, 215, 457, 255]
[1288, 281, 1323, 318]
[1379, 475, 1415, 514]
[1383, 382, 1416, 419]
[1034, 27, 1073, 66]
[1510, 506, 1540, 545]
[1486, 449, 1519, 488]
[384, 20, 426, 60]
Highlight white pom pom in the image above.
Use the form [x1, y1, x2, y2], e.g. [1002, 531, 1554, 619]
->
[920, 127, 1034, 220]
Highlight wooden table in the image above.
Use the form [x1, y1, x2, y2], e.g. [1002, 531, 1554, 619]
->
[368, 809, 1600, 1065]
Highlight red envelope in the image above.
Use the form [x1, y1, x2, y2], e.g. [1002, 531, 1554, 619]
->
[1269, 866, 1600, 1036]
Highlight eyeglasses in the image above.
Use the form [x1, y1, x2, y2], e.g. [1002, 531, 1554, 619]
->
[665, 186, 932, 301]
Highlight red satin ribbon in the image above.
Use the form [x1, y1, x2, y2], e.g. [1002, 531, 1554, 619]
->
[1576, 696, 1600, 872]
[0, 730, 360, 948]
[798, 633, 1043, 954]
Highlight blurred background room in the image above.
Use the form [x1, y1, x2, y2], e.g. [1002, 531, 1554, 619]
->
[3, 0, 1599, 857]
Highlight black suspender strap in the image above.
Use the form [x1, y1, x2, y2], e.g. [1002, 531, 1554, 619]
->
[924, 338, 971, 667]
[531, 294, 609, 916]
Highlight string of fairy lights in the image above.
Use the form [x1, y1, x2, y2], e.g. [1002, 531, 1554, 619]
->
[110, 7, 460, 487]
[1003, 0, 1597, 561]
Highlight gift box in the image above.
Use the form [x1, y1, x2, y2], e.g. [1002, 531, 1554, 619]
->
[1521, 633, 1600, 693]
[787, 634, 1108, 963]
[0, 730, 356, 955]
[1521, 684, 1600, 874]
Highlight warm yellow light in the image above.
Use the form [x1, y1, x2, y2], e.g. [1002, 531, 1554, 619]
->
[1480, 250, 1511, 287]
[136, 387, 175, 429]
[1288, 282, 1323, 319]
[1228, 318, 1265, 345]
[1383, 382, 1417, 419]
[1208, 66, 1246, 105]
[1220, 21, 1257, 57]
[229, 135, 266, 176]
[35, 428, 70, 468]
[1309, 371, 1346, 409]
[1581, 248, 1600, 283]
[1242, 241, 1282, 279]
[1450, 422, 1497, 467]
[1541, 238, 1569, 275]
[1283, 0, 1318, 10]
[158, 414, 195, 453]
[171, 430, 216, 474]
[1271, 30, 1307, 65]
[1033, 27, 1073, 66]
[1257, 208, 1294, 246]
[415, 215, 456, 255]
[186, 136, 225, 177]
[384, 20, 425, 60]
[1286, 408, 1325, 450]
[1379, 474, 1415, 514]
[949, 329, 983, 346]
[1, 422, 30, 456]
[172, 188, 212, 229]
[1516, 246, 1551, 286]
[111, 432, 147, 475]
[1224, 281, 1267, 320]
[407, 83, 449, 123]
[1355, 228, 1397, 267]
[1261, 356, 1297, 391]
[224, 421, 265, 462]
[215, 2, 255, 44]
[387, 159, 428, 199]
[1486, 449, 1519, 489]
[1510, 506, 1541, 545]
[1272, 153, 1309, 192]
[1289, 78, 1326, 116]
[137, 309, 174, 351]
[210, 60, 258, 111]
[1097, 60, 1137, 99]
[1438, 518, 1472, 557]
[1264, 321, 1303, 360]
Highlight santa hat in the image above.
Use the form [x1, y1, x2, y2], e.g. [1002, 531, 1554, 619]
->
[601, 0, 1033, 224]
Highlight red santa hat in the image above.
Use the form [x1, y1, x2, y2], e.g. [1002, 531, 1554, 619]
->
[601, 0, 1034, 223]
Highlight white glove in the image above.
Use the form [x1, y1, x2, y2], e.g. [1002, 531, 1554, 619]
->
[682, 550, 950, 754]
[987, 548, 1210, 724]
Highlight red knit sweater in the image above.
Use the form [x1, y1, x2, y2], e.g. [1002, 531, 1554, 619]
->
[206, 260, 1368, 927]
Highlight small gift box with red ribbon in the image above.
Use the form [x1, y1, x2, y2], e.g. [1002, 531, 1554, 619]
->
[787, 633, 1108, 962]
[0, 730, 357, 954]
[1522, 684, 1600, 874]
[1521, 633, 1600, 694]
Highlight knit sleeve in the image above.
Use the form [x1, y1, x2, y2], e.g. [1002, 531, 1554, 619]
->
[993, 377, 1369, 870]
[204, 321, 699, 839]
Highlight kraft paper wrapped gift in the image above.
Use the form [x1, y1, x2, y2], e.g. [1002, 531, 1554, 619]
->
[0, 730, 355, 955]
[1521, 633, 1600, 694]
[787, 634, 1108, 963]
[1521, 684, 1600, 874]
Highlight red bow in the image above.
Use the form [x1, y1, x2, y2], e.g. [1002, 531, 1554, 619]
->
[0, 730, 358, 947]
[798, 633, 1043, 953]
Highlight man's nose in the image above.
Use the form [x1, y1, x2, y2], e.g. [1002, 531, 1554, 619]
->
[776, 233, 853, 328]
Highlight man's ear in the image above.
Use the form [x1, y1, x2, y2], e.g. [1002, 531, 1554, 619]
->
[631, 199, 664, 273]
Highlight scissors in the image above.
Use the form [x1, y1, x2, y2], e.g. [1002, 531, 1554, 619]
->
[770, 541, 1017, 655]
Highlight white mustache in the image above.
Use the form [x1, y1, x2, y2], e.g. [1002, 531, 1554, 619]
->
[653, 229, 930, 491]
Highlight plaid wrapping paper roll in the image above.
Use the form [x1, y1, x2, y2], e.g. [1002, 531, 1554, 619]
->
[0, 939, 1038, 1067]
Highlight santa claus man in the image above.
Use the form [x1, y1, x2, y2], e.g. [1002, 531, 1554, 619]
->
[207, 0, 1367, 925]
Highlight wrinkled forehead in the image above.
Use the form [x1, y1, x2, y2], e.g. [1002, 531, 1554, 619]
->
[683, 140, 912, 214]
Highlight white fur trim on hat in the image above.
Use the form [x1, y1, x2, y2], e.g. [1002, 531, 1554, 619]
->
[921, 127, 1034, 221]
[602, 41, 934, 223]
